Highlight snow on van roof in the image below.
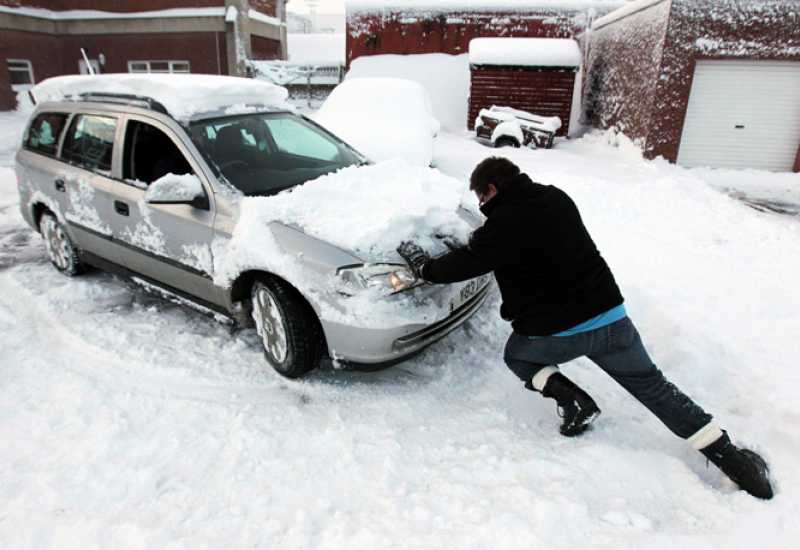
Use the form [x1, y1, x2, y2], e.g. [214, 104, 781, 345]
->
[469, 38, 582, 67]
[31, 74, 290, 122]
[346, 0, 625, 14]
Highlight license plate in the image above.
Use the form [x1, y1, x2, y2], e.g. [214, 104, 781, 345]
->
[450, 274, 490, 313]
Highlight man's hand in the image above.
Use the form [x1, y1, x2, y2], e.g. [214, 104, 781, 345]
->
[397, 241, 431, 279]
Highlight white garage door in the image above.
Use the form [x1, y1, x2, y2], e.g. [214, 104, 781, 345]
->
[677, 59, 800, 171]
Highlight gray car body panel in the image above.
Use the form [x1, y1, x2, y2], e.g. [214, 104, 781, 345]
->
[16, 99, 493, 367]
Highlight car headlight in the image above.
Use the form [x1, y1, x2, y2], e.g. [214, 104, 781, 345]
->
[337, 263, 420, 295]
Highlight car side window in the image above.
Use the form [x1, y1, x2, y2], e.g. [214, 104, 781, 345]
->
[263, 118, 339, 161]
[61, 114, 117, 173]
[25, 112, 68, 157]
[122, 120, 194, 186]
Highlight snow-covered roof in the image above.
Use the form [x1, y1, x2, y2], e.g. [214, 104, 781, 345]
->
[0, 5, 226, 20]
[469, 38, 582, 67]
[288, 33, 346, 65]
[31, 74, 290, 122]
[346, 0, 626, 14]
[591, 0, 666, 29]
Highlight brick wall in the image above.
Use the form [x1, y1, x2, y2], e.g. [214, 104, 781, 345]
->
[249, 0, 277, 18]
[3, 30, 228, 80]
[250, 34, 280, 60]
[0, 37, 14, 109]
[583, 0, 671, 154]
[0, 0, 224, 11]
[345, 7, 621, 66]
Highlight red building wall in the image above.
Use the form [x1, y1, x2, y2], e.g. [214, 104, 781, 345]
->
[345, 6, 621, 66]
[0, 0, 224, 11]
[250, 35, 281, 60]
[2, 29, 228, 83]
[249, 0, 277, 17]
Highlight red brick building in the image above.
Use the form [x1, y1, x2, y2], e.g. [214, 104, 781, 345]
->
[0, 0, 287, 110]
[585, 0, 800, 172]
[345, 0, 624, 63]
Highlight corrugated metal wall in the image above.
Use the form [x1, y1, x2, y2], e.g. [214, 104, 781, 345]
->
[468, 66, 576, 136]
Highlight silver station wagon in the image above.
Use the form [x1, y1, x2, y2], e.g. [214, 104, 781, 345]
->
[15, 75, 491, 378]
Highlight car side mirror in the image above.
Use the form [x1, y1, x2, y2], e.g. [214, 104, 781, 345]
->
[145, 173, 209, 211]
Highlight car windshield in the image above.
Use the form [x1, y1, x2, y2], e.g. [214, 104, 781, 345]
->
[188, 112, 366, 196]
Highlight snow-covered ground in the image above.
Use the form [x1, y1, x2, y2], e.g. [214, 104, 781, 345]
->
[1, 100, 799, 548]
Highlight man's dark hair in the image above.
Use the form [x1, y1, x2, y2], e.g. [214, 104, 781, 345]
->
[469, 156, 521, 195]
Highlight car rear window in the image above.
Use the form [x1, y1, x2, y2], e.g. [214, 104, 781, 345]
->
[25, 112, 69, 157]
[61, 114, 118, 173]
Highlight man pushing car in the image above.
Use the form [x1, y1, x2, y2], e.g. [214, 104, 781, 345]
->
[398, 156, 773, 499]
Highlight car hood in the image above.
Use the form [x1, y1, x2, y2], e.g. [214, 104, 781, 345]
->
[244, 159, 476, 259]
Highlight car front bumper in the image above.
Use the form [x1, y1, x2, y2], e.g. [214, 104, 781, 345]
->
[320, 280, 492, 369]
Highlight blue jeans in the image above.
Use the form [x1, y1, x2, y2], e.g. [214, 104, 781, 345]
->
[504, 316, 712, 439]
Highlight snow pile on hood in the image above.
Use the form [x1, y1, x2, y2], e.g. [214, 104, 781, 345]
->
[313, 78, 440, 166]
[212, 160, 477, 327]
[243, 159, 473, 259]
[31, 74, 290, 122]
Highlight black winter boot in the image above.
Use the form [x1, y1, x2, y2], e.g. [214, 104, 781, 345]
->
[540, 373, 601, 437]
[700, 431, 774, 500]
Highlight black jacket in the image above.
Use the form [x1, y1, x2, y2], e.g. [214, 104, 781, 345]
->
[422, 173, 624, 336]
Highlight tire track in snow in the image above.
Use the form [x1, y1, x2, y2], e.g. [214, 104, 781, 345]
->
[0, 271, 318, 408]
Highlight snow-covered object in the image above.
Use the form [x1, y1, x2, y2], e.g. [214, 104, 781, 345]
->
[347, 0, 625, 14]
[469, 38, 582, 67]
[288, 33, 346, 65]
[482, 106, 562, 133]
[345, 53, 469, 131]
[145, 174, 204, 203]
[491, 120, 525, 144]
[224, 159, 472, 267]
[31, 74, 290, 122]
[313, 78, 440, 166]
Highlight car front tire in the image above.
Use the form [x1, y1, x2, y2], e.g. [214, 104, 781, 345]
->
[251, 277, 322, 378]
[39, 212, 85, 276]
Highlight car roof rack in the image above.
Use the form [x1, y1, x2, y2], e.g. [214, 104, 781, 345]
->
[75, 92, 170, 116]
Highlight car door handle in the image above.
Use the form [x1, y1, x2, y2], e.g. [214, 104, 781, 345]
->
[114, 200, 130, 216]
[54, 178, 65, 192]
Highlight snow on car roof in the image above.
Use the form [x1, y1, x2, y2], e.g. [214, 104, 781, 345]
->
[346, 0, 625, 13]
[31, 74, 290, 122]
[469, 38, 582, 67]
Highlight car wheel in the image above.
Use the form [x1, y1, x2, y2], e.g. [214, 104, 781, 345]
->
[39, 212, 85, 276]
[251, 277, 322, 378]
[495, 136, 520, 148]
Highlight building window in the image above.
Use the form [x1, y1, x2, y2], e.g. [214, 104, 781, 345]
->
[7, 59, 35, 90]
[128, 61, 191, 74]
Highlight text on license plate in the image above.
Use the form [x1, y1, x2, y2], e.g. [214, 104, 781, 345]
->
[450, 275, 490, 313]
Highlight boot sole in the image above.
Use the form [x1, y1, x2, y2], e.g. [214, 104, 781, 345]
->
[561, 408, 601, 437]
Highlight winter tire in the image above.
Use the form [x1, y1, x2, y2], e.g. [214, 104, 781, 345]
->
[251, 277, 322, 378]
[39, 212, 85, 276]
[495, 136, 520, 148]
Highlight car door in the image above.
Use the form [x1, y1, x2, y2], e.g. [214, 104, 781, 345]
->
[57, 111, 124, 262]
[104, 113, 223, 307]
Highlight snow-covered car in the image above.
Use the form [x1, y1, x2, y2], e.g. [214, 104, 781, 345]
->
[16, 74, 490, 378]
[313, 77, 441, 166]
[475, 106, 561, 149]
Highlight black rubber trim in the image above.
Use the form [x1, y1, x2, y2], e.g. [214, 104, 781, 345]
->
[79, 250, 231, 318]
[67, 220, 212, 280]
[339, 283, 491, 372]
